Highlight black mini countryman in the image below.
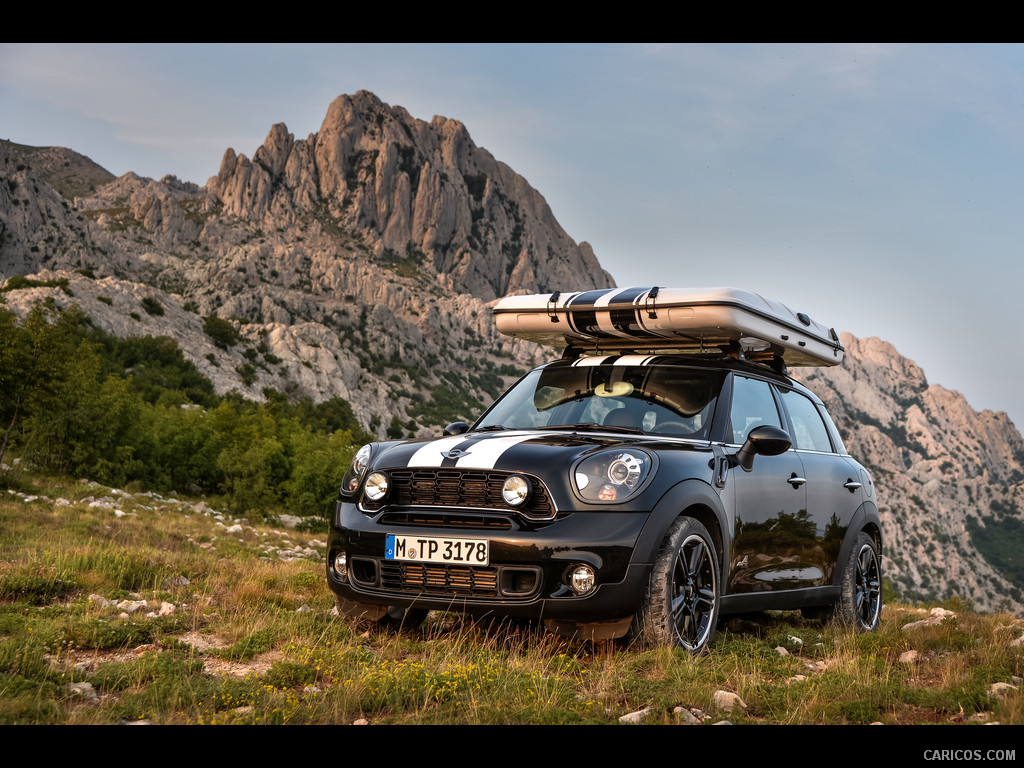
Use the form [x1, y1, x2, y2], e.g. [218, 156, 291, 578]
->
[326, 344, 882, 652]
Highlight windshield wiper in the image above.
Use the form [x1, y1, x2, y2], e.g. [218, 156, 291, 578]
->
[537, 423, 643, 434]
[472, 424, 510, 432]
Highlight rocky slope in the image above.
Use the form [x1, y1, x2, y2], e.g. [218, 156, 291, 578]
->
[2, 91, 1022, 613]
[1, 91, 611, 433]
[797, 335, 1024, 614]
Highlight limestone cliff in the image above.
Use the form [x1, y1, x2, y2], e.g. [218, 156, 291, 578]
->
[797, 335, 1024, 614]
[204, 91, 612, 301]
[0, 92, 610, 434]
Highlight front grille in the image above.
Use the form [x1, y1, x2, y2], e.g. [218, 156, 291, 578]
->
[379, 511, 512, 530]
[363, 469, 556, 521]
[380, 561, 499, 597]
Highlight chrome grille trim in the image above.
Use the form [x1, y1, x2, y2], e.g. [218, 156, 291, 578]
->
[377, 511, 513, 530]
[362, 469, 556, 521]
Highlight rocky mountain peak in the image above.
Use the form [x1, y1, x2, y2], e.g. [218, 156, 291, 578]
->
[205, 91, 613, 301]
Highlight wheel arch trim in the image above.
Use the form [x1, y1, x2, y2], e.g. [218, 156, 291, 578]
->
[633, 479, 729, 575]
[832, 500, 882, 587]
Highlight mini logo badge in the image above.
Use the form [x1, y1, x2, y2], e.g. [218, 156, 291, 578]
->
[441, 448, 471, 459]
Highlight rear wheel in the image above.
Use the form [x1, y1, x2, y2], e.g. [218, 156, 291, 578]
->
[836, 532, 881, 631]
[634, 517, 720, 653]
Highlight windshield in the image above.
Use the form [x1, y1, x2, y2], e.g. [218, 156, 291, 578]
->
[477, 364, 723, 439]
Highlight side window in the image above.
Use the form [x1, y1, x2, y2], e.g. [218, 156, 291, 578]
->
[728, 376, 782, 444]
[817, 403, 847, 455]
[779, 388, 834, 452]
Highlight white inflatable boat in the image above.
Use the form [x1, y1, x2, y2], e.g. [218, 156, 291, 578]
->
[493, 287, 843, 367]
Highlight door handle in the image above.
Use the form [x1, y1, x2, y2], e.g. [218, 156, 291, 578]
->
[788, 474, 806, 488]
[844, 480, 862, 492]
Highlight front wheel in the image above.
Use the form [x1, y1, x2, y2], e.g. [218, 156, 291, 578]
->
[633, 517, 720, 653]
[836, 532, 882, 632]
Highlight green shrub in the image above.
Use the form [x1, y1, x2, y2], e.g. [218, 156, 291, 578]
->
[203, 315, 240, 349]
[141, 297, 164, 316]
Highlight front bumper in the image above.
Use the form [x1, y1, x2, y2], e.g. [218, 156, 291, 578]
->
[326, 500, 653, 633]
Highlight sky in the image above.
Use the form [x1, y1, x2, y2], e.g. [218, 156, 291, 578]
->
[2, 43, 1023, 428]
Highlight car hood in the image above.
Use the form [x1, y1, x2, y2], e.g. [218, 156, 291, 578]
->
[371, 429, 659, 474]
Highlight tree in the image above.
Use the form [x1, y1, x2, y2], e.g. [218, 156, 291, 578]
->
[203, 314, 240, 349]
[0, 303, 97, 470]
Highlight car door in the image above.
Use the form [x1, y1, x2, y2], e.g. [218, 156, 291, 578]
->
[725, 374, 811, 594]
[776, 386, 865, 586]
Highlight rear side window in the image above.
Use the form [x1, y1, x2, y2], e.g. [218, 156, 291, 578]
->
[778, 388, 834, 453]
[816, 403, 848, 455]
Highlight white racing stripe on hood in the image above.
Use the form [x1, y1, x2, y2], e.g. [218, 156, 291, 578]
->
[454, 432, 538, 469]
[407, 435, 472, 467]
[406, 431, 536, 469]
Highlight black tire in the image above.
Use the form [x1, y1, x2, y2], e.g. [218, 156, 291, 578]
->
[836, 532, 881, 632]
[634, 517, 720, 653]
[333, 594, 428, 632]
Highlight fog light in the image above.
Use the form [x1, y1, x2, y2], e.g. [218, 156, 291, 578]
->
[568, 564, 596, 595]
[364, 472, 389, 501]
[502, 475, 531, 506]
[332, 552, 348, 581]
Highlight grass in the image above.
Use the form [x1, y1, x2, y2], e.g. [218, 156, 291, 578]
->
[1, 469, 1022, 727]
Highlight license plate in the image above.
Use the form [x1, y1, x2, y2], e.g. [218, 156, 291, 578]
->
[385, 534, 489, 566]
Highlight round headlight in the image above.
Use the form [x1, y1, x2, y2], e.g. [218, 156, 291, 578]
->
[341, 444, 373, 495]
[607, 453, 642, 486]
[568, 564, 596, 594]
[574, 449, 652, 503]
[364, 471, 389, 501]
[502, 475, 531, 506]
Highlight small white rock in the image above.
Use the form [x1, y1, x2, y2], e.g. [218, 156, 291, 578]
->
[713, 690, 747, 712]
[673, 706, 701, 725]
[990, 682, 1018, 699]
[619, 707, 655, 724]
[67, 682, 97, 700]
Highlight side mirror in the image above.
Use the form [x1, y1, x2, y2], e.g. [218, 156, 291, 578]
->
[443, 421, 470, 436]
[731, 425, 792, 472]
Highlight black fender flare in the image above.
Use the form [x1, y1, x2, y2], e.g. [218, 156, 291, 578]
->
[631, 478, 729, 575]
[831, 500, 883, 587]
